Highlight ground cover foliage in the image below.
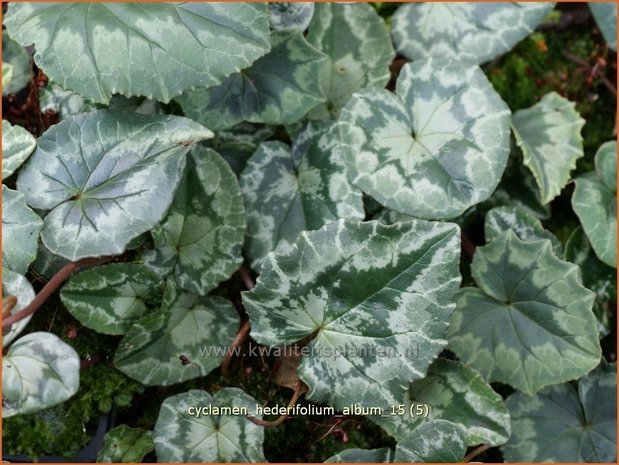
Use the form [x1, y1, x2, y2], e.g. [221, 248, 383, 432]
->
[1, 2, 617, 463]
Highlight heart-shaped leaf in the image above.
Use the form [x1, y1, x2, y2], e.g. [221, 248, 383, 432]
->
[325, 447, 393, 463]
[4, 3, 271, 103]
[2, 120, 36, 180]
[373, 358, 511, 447]
[243, 218, 461, 409]
[141, 147, 245, 295]
[485, 206, 561, 255]
[339, 58, 511, 220]
[391, 3, 555, 64]
[115, 281, 238, 386]
[240, 122, 364, 270]
[306, 3, 394, 118]
[153, 388, 265, 462]
[2, 268, 35, 349]
[512, 92, 585, 204]
[2, 186, 42, 275]
[393, 420, 467, 463]
[2, 331, 80, 418]
[60, 263, 163, 335]
[177, 30, 326, 131]
[97, 425, 154, 463]
[16, 110, 212, 261]
[504, 361, 616, 462]
[2, 30, 31, 96]
[448, 231, 601, 395]
[590, 3, 617, 51]
[572, 141, 617, 268]
[269, 3, 315, 31]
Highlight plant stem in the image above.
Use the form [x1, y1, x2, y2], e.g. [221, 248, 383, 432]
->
[221, 320, 250, 376]
[462, 444, 491, 462]
[2, 256, 114, 329]
[461, 231, 476, 258]
[246, 381, 305, 427]
[561, 50, 617, 97]
[238, 266, 255, 290]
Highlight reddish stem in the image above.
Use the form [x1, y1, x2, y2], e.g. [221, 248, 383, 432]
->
[238, 267, 255, 290]
[461, 231, 476, 258]
[221, 320, 250, 376]
[462, 444, 491, 462]
[2, 256, 115, 329]
[246, 381, 305, 427]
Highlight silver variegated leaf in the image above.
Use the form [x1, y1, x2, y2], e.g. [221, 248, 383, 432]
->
[512, 92, 585, 204]
[2, 331, 80, 417]
[60, 263, 163, 335]
[393, 420, 467, 463]
[325, 447, 393, 463]
[141, 147, 245, 295]
[39, 82, 95, 121]
[306, 3, 394, 118]
[4, 3, 271, 104]
[114, 281, 238, 386]
[16, 110, 212, 261]
[2, 186, 43, 275]
[177, 30, 326, 131]
[448, 231, 601, 395]
[339, 58, 511, 220]
[243, 219, 461, 410]
[504, 361, 617, 462]
[2, 120, 36, 180]
[153, 388, 265, 462]
[2, 30, 32, 96]
[590, 2, 617, 51]
[2, 268, 35, 349]
[572, 141, 617, 268]
[373, 359, 511, 447]
[485, 206, 561, 255]
[269, 3, 315, 31]
[240, 122, 364, 270]
[97, 425, 154, 463]
[391, 3, 555, 64]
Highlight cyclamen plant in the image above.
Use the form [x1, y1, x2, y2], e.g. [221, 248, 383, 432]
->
[1, 2, 617, 463]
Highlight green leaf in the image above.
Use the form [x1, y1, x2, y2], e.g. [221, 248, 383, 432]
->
[373, 359, 511, 447]
[565, 227, 616, 338]
[2, 186, 43, 275]
[339, 58, 511, 220]
[484, 206, 561, 255]
[393, 420, 467, 463]
[269, 3, 315, 31]
[448, 231, 601, 396]
[2, 30, 32, 96]
[2, 120, 36, 180]
[31, 241, 71, 280]
[306, 3, 394, 118]
[141, 147, 245, 295]
[572, 141, 617, 268]
[484, 145, 551, 220]
[240, 122, 364, 270]
[325, 447, 393, 463]
[2, 268, 35, 349]
[39, 82, 95, 121]
[153, 388, 265, 462]
[114, 281, 238, 386]
[590, 2, 617, 51]
[177, 30, 326, 131]
[2, 331, 80, 418]
[391, 3, 555, 64]
[504, 361, 617, 462]
[243, 218, 461, 409]
[97, 425, 154, 463]
[3, 62, 14, 89]
[512, 92, 585, 204]
[60, 263, 163, 335]
[4, 3, 271, 104]
[16, 110, 212, 261]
